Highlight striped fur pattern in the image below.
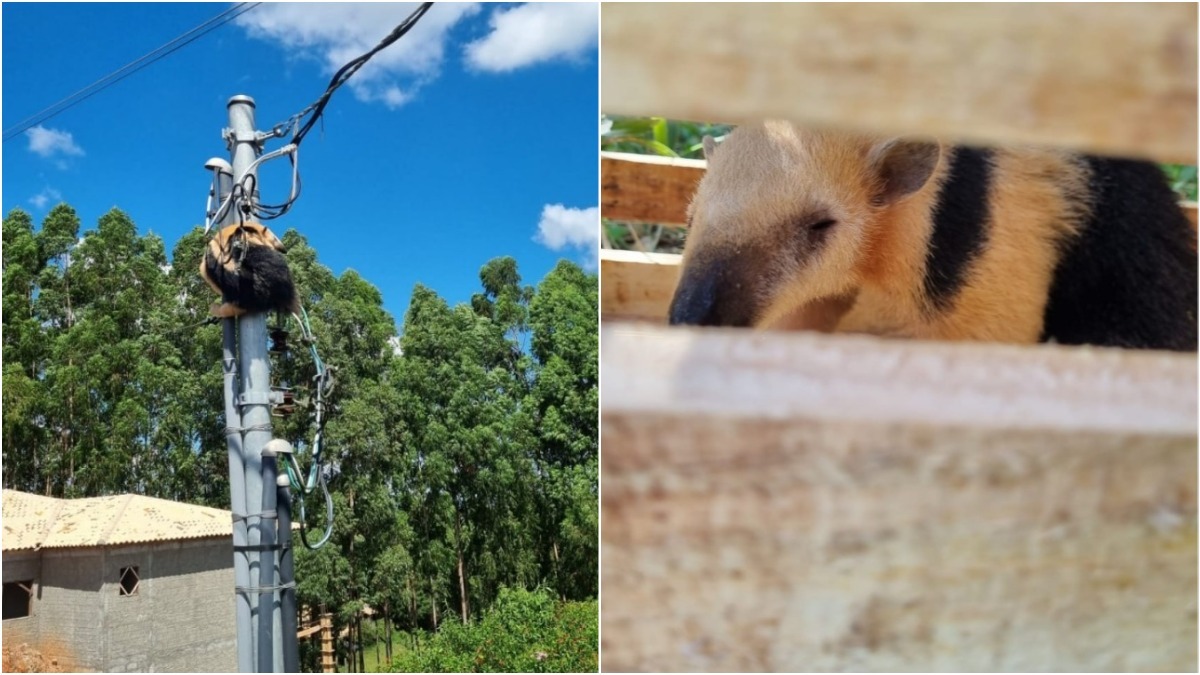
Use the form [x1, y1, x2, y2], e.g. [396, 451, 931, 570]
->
[200, 222, 300, 319]
[669, 120, 1197, 351]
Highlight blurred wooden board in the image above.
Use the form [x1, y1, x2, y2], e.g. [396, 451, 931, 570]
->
[600, 249, 681, 322]
[603, 3, 1198, 163]
[601, 152, 705, 225]
[599, 240, 1200, 324]
[600, 324, 1198, 672]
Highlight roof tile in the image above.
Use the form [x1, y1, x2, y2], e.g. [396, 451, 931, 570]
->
[2, 491, 232, 551]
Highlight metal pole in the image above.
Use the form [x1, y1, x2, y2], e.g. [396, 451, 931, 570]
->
[278, 471, 300, 673]
[211, 135, 253, 672]
[260, 441, 280, 673]
[223, 321, 253, 672]
[224, 93, 283, 672]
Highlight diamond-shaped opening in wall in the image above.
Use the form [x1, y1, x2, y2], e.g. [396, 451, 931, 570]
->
[118, 567, 140, 596]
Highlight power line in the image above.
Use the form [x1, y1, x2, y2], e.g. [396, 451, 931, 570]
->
[283, 2, 434, 146]
[231, 2, 435, 224]
[3, 2, 261, 142]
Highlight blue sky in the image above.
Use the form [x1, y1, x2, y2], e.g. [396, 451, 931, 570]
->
[2, 2, 599, 329]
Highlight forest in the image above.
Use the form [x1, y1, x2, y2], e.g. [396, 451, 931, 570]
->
[1, 205, 598, 672]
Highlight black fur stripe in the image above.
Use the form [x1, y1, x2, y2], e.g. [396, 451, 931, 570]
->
[1041, 157, 1197, 350]
[205, 249, 243, 297]
[922, 147, 993, 312]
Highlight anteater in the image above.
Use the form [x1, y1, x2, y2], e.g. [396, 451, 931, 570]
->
[669, 121, 1197, 351]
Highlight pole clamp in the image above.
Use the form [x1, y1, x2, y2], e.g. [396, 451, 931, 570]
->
[238, 391, 274, 406]
[235, 581, 297, 596]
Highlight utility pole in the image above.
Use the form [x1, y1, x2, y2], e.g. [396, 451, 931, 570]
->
[211, 94, 294, 672]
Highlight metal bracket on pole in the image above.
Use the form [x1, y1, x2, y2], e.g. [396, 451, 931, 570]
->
[238, 391, 277, 407]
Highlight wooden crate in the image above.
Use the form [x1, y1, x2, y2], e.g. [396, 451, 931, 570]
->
[600, 3, 1198, 672]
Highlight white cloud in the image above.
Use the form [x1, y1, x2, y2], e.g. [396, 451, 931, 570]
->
[235, 3, 481, 108]
[29, 187, 63, 210]
[26, 126, 84, 160]
[465, 3, 598, 73]
[535, 203, 597, 252]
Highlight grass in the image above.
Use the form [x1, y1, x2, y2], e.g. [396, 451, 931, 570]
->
[336, 632, 410, 673]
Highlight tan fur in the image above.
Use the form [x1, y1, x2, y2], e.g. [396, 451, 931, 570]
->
[685, 121, 1092, 343]
[199, 222, 287, 319]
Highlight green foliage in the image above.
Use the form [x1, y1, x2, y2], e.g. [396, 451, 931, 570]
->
[3, 203, 598, 674]
[601, 115, 733, 159]
[390, 587, 597, 673]
[1161, 163, 1198, 202]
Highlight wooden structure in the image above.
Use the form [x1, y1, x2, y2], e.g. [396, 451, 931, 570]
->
[599, 3, 1198, 672]
[603, 3, 1196, 164]
[320, 611, 335, 674]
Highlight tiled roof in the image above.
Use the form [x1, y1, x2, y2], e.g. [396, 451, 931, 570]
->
[2, 490, 232, 551]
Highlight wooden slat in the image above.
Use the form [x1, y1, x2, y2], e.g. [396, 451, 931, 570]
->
[601, 153, 1200, 230]
[601, 152, 705, 225]
[603, 3, 1197, 163]
[600, 249, 681, 322]
[601, 324, 1198, 672]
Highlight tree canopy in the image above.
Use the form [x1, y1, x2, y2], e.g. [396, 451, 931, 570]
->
[1, 205, 598, 670]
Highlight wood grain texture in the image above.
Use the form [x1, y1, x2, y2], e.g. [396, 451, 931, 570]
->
[601, 152, 705, 225]
[602, 3, 1198, 163]
[600, 249, 681, 322]
[601, 325, 1198, 672]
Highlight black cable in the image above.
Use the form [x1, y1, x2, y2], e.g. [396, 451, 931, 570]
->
[3, 3, 262, 142]
[289, 2, 434, 146]
[243, 3, 432, 220]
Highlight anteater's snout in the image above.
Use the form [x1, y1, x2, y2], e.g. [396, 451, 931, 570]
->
[668, 261, 754, 328]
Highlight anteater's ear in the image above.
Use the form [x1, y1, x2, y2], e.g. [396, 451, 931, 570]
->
[868, 138, 940, 206]
[702, 135, 718, 160]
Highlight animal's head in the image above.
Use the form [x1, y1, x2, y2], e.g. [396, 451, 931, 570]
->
[668, 121, 942, 329]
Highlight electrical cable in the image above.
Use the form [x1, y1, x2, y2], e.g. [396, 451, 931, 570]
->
[281, 2, 434, 147]
[3, 3, 262, 142]
[280, 305, 335, 550]
[209, 3, 434, 224]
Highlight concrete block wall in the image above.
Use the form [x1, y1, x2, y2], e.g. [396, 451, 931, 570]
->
[2, 538, 236, 673]
[102, 538, 236, 673]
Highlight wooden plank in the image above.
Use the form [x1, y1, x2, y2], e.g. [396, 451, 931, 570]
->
[600, 249, 681, 322]
[603, 3, 1197, 163]
[601, 152, 1200, 230]
[601, 324, 1197, 672]
[601, 152, 705, 225]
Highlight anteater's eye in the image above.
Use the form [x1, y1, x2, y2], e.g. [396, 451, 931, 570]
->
[810, 218, 837, 231]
